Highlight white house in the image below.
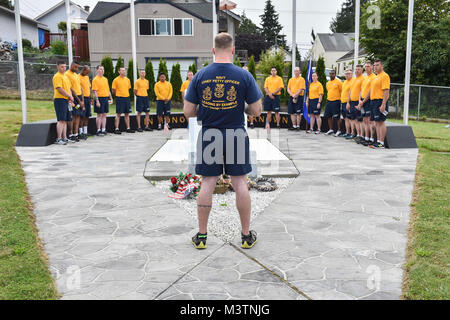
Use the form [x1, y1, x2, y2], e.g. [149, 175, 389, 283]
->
[34, 0, 90, 33]
[310, 33, 355, 71]
[335, 48, 368, 77]
[0, 5, 47, 48]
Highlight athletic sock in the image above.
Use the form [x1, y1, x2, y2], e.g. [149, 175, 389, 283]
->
[102, 129, 106, 132]
[365, 137, 369, 141]
[370, 138, 374, 142]
[83, 126, 88, 134]
[79, 128, 82, 134]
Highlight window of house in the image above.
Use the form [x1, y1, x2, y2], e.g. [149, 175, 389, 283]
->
[139, 19, 171, 36]
[174, 18, 193, 36]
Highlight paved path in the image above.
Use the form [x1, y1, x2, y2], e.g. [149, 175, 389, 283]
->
[16, 128, 417, 300]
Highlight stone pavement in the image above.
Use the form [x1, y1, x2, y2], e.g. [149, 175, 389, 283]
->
[16, 128, 417, 300]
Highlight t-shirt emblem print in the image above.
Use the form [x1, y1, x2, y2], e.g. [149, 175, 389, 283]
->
[214, 83, 225, 98]
[227, 86, 237, 102]
[203, 86, 212, 101]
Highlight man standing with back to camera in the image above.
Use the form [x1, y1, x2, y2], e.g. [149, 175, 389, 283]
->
[184, 33, 263, 250]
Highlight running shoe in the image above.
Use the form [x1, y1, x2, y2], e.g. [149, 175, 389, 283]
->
[241, 230, 258, 249]
[335, 130, 342, 137]
[315, 130, 321, 134]
[370, 142, 385, 149]
[192, 232, 207, 249]
[346, 134, 355, 140]
[114, 129, 122, 135]
[326, 130, 334, 135]
[56, 139, 67, 145]
[249, 123, 255, 129]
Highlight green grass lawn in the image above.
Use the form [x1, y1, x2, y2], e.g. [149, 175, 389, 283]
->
[389, 120, 449, 300]
[0, 100, 448, 299]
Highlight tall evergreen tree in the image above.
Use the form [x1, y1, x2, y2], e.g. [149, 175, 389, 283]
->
[0, 0, 13, 9]
[248, 55, 257, 80]
[188, 63, 197, 75]
[127, 59, 138, 98]
[170, 63, 182, 102]
[114, 56, 124, 79]
[101, 55, 114, 89]
[145, 60, 156, 101]
[234, 57, 242, 67]
[330, 0, 369, 33]
[237, 11, 261, 35]
[158, 58, 168, 78]
[260, 0, 287, 49]
[315, 56, 327, 102]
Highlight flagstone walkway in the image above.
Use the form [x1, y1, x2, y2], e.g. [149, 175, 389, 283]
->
[16, 128, 417, 300]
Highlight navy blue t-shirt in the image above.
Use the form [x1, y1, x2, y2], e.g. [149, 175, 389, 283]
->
[184, 63, 262, 128]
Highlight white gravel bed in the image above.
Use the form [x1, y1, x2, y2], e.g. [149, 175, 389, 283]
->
[153, 178, 294, 242]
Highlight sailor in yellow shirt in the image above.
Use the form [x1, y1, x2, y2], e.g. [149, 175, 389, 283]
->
[306, 72, 324, 134]
[79, 65, 91, 139]
[264, 67, 284, 130]
[112, 67, 134, 134]
[65, 61, 84, 141]
[358, 61, 377, 146]
[347, 64, 365, 140]
[92, 65, 113, 135]
[154, 72, 173, 131]
[134, 69, 152, 132]
[324, 70, 343, 135]
[287, 67, 306, 131]
[53, 61, 74, 144]
[339, 69, 354, 137]
[368, 59, 390, 148]
[181, 71, 194, 101]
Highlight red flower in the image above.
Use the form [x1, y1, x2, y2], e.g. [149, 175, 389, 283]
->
[171, 177, 177, 184]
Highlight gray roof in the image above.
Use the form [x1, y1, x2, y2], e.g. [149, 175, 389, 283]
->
[336, 48, 367, 62]
[317, 33, 355, 52]
[87, 0, 241, 23]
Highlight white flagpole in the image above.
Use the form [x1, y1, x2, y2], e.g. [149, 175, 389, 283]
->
[130, 0, 137, 113]
[291, 0, 296, 76]
[403, 0, 414, 125]
[213, 0, 217, 62]
[65, 0, 73, 63]
[14, 0, 27, 124]
[353, 0, 360, 73]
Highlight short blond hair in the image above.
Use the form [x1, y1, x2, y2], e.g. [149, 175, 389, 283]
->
[214, 32, 233, 50]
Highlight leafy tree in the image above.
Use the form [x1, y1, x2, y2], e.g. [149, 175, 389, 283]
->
[256, 49, 285, 78]
[0, 0, 13, 9]
[315, 56, 328, 102]
[360, 0, 449, 85]
[145, 60, 156, 101]
[114, 56, 124, 79]
[260, 0, 287, 49]
[57, 21, 76, 32]
[248, 55, 257, 80]
[170, 63, 182, 102]
[330, 0, 369, 33]
[126, 59, 138, 98]
[101, 55, 114, 89]
[235, 33, 269, 61]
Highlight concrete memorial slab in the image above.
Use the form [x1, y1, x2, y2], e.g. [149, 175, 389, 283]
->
[16, 127, 417, 300]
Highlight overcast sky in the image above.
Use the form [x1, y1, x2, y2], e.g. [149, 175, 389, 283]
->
[18, 0, 345, 55]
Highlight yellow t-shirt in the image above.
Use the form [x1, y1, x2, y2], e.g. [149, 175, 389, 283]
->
[154, 81, 173, 100]
[341, 78, 354, 103]
[112, 76, 131, 98]
[350, 75, 365, 101]
[361, 73, 376, 100]
[53, 72, 72, 100]
[326, 79, 343, 101]
[134, 78, 149, 97]
[370, 71, 391, 100]
[180, 80, 190, 93]
[79, 75, 91, 98]
[65, 70, 82, 96]
[264, 76, 284, 95]
[288, 76, 306, 96]
[92, 76, 110, 98]
[309, 81, 324, 100]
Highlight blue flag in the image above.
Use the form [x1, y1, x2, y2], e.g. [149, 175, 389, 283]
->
[303, 58, 313, 124]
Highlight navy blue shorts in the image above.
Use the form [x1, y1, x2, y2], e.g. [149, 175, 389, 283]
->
[116, 97, 131, 114]
[347, 101, 359, 120]
[324, 100, 341, 118]
[371, 99, 389, 122]
[195, 127, 251, 177]
[136, 96, 150, 113]
[72, 95, 83, 116]
[264, 95, 281, 112]
[54, 98, 72, 121]
[156, 100, 171, 116]
[362, 101, 371, 118]
[308, 98, 321, 115]
[341, 103, 348, 119]
[288, 96, 303, 115]
[94, 97, 109, 114]
[82, 97, 91, 118]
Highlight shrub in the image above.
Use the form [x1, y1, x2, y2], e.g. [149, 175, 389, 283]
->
[145, 60, 156, 101]
[315, 56, 328, 102]
[22, 39, 32, 49]
[188, 62, 197, 75]
[114, 56, 124, 79]
[256, 49, 285, 77]
[234, 57, 242, 67]
[203, 61, 209, 67]
[50, 41, 67, 55]
[248, 55, 257, 80]
[127, 59, 138, 97]
[158, 58, 168, 79]
[101, 55, 114, 89]
[170, 63, 182, 102]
